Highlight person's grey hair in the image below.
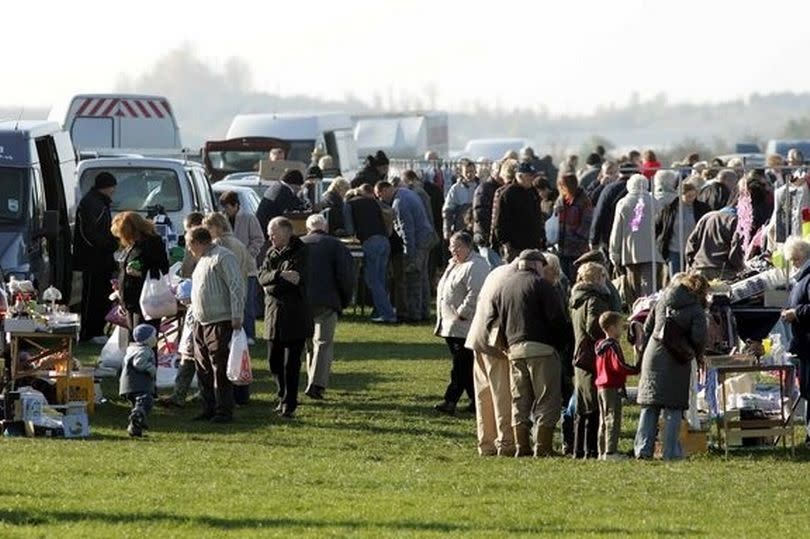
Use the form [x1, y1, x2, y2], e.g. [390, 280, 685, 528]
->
[202, 212, 232, 233]
[784, 237, 810, 264]
[449, 231, 473, 249]
[268, 216, 293, 235]
[788, 148, 805, 164]
[306, 213, 328, 232]
[327, 177, 350, 194]
[717, 169, 738, 184]
[542, 252, 562, 284]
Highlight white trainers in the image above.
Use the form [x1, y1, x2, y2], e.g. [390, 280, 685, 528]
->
[247, 338, 256, 346]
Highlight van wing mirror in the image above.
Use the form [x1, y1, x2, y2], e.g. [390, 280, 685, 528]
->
[42, 210, 59, 239]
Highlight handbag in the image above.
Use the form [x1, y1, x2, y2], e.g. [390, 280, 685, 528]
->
[105, 303, 130, 329]
[573, 335, 596, 373]
[655, 308, 696, 364]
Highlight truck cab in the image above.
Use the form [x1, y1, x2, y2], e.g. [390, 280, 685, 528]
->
[223, 112, 358, 180]
[76, 157, 216, 236]
[0, 121, 77, 301]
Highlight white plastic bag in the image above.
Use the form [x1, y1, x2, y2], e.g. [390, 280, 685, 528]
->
[545, 212, 559, 246]
[227, 329, 253, 385]
[98, 327, 126, 371]
[139, 273, 178, 321]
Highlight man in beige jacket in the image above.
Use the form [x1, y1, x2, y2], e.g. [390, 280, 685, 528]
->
[464, 256, 520, 456]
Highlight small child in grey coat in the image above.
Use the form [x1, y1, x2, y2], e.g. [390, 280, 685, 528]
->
[119, 324, 158, 437]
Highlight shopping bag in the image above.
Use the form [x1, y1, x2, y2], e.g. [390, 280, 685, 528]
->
[226, 329, 253, 385]
[98, 327, 126, 372]
[545, 212, 559, 246]
[139, 273, 178, 321]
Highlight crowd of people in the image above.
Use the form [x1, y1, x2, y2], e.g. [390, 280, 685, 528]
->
[72, 143, 810, 457]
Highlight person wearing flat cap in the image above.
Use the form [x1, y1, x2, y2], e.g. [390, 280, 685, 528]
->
[74, 171, 119, 343]
[491, 162, 546, 262]
[488, 249, 566, 457]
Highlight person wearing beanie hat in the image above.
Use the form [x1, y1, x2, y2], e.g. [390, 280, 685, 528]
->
[255, 168, 308, 235]
[119, 324, 158, 437]
[74, 170, 119, 344]
[351, 150, 390, 188]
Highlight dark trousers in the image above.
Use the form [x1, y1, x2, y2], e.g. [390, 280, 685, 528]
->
[269, 340, 304, 412]
[80, 269, 112, 341]
[193, 321, 235, 418]
[443, 337, 475, 404]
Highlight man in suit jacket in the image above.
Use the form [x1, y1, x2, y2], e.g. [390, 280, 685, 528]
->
[300, 214, 355, 399]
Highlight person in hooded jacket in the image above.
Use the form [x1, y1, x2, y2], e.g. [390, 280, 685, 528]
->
[652, 169, 679, 210]
[258, 216, 314, 419]
[609, 174, 663, 307]
[569, 262, 612, 459]
[634, 273, 708, 460]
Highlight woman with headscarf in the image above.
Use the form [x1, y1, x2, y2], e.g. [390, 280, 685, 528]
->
[652, 169, 679, 210]
[609, 174, 664, 307]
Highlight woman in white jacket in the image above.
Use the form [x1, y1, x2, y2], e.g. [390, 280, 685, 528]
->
[434, 231, 491, 415]
[609, 174, 664, 307]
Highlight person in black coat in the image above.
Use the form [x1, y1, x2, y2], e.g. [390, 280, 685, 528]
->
[258, 216, 313, 418]
[351, 151, 390, 188]
[782, 238, 810, 446]
[110, 211, 170, 344]
[472, 167, 502, 250]
[74, 172, 119, 343]
[491, 163, 545, 262]
[255, 170, 307, 237]
[300, 214, 354, 399]
[589, 164, 636, 259]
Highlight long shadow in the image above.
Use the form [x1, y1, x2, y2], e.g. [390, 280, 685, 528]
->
[335, 342, 446, 361]
[0, 507, 702, 535]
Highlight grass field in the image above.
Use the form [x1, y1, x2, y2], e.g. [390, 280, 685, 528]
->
[1, 316, 809, 538]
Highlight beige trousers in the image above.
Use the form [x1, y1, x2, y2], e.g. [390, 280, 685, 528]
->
[510, 354, 562, 429]
[473, 351, 515, 456]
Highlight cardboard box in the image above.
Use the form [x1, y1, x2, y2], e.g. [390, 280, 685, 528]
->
[655, 420, 708, 458]
[53, 373, 95, 414]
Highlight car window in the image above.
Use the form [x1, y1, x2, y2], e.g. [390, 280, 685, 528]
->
[80, 167, 182, 212]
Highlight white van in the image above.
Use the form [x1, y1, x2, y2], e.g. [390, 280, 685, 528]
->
[224, 112, 358, 180]
[48, 94, 183, 156]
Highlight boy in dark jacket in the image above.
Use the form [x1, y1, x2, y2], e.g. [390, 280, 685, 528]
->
[120, 324, 158, 437]
[595, 311, 639, 459]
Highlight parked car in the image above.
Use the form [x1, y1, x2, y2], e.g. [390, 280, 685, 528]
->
[0, 121, 77, 302]
[76, 157, 216, 234]
[211, 182, 262, 215]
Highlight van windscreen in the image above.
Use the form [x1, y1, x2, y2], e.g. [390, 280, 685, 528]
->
[79, 167, 182, 212]
[0, 167, 26, 222]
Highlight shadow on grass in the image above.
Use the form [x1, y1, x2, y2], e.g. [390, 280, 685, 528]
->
[336, 342, 446, 361]
[0, 508, 703, 535]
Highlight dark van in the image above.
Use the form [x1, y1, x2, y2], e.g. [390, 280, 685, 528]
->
[0, 121, 77, 303]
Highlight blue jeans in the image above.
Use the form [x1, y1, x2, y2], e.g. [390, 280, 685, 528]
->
[634, 406, 683, 460]
[244, 276, 258, 340]
[362, 235, 396, 321]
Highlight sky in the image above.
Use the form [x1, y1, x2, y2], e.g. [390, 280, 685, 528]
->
[4, 0, 810, 115]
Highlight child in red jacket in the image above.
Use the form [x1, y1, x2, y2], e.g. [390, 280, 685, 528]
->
[595, 311, 639, 460]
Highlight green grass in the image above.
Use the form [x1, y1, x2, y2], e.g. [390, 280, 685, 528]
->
[1, 316, 809, 537]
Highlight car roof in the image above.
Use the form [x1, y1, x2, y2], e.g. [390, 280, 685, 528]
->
[77, 157, 204, 170]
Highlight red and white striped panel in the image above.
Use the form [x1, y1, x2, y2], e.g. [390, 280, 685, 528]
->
[73, 97, 173, 119]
